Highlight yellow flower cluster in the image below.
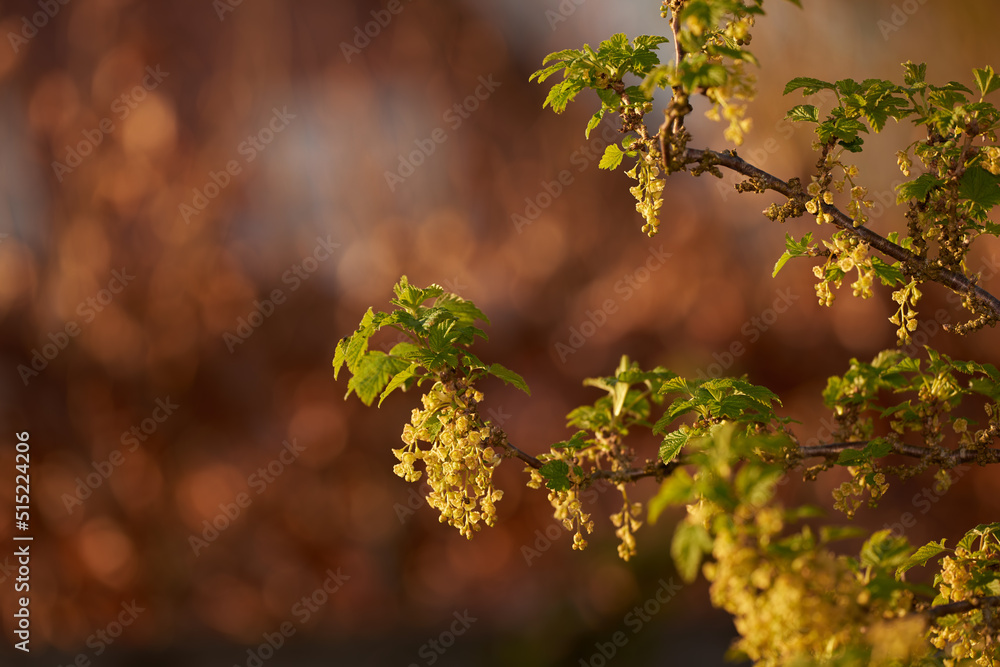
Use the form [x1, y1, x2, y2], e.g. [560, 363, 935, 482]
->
[890, 280, 922, 344]
[930, 550, 1000, 664]
[626, 155, 666, 237]
[525, 464, 594, 551]
[392, 382, 503, 539]
[704, 503, 923, 665]
[611, 487, 642, 561]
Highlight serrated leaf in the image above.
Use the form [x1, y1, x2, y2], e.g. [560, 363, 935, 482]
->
[539, 460, 571, 491]
[959, 165, 1000, 214]
[553, 431, 589, 450]
[585, 110, 604, 139]
[902, 62, 927, 86]
[785, 104, 818, 123]
[974, 66, 1000, 97]
[896, 540, 948, 579]
[346, 352, 409, 406]
[659, 429, 690, 463]
[717, 394, 769, 421]
[488, 363, 531, 395]
[871, 258, 904, 286]
[388, 341, 422, 359]
[332, 337, 349, 379]
[836, 448, 868, 466]
[599, 144, 625, 170]
[896, 173, 944, 203]
[772, 232, 814, 277]
[378, 362, 420, 406]
[783, 76, 835, 96]
[665, 397, 699, 423]
[544, 78, 586, 113]
[435, 292, 490, 327]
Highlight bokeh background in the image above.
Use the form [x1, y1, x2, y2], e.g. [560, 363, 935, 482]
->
[1, 0, 999, 665]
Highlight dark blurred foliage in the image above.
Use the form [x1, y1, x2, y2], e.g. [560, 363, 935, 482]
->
[0, 0, 998, 665]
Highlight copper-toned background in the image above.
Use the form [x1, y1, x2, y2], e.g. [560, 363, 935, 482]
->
[1, 1, 998, 665]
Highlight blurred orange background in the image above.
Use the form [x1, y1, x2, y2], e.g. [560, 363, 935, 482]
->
[1, 0, 999, 665]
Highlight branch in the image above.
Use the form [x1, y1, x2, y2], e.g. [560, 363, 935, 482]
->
[504, 435, 682, 483]
[925, 594, 1000, 621]
[501, 439, 543, 469]
[682, 147, 1000, 325]
[795, 440, 1000, 466]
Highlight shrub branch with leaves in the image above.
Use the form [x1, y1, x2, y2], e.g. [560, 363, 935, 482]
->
[336, 2, 1000, 664]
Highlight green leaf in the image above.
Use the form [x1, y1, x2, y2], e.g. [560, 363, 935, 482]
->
[896, 173, 944, 203]
[378, 362, 420, 406]
[346, 352, 409, 406]
[860, 530, 912, 570]
[974, 65, 1000, 97]
[902, 61, 927, 86]
[539, 460, 571, 491]
[648, 469, 694, 525]
[783, 76, 835, 96]
[553, 431, 590, 450]
[772, 232, 814, 277]
[388, 341, 422, 359]
[871, 258, 904, 286]
[896, 540, 947, 579]
[585, 110, 605, 139]
[488, 363, 531, 395]
[959, 165, 1000, 215]
[672, 522, 713, 583]
[660, 429, 690, 463]
[435, 292, 490, 327]
[332, 337, 349, 379]
[599, 144, 625, 170]
[544, 78, 587, 113]
[785, 104, 818, 123]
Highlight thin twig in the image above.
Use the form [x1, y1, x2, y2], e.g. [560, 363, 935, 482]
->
[681, 147, 1000, 323]
[925, 595, 1000, 621]
[795, 440, 1000, 466]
